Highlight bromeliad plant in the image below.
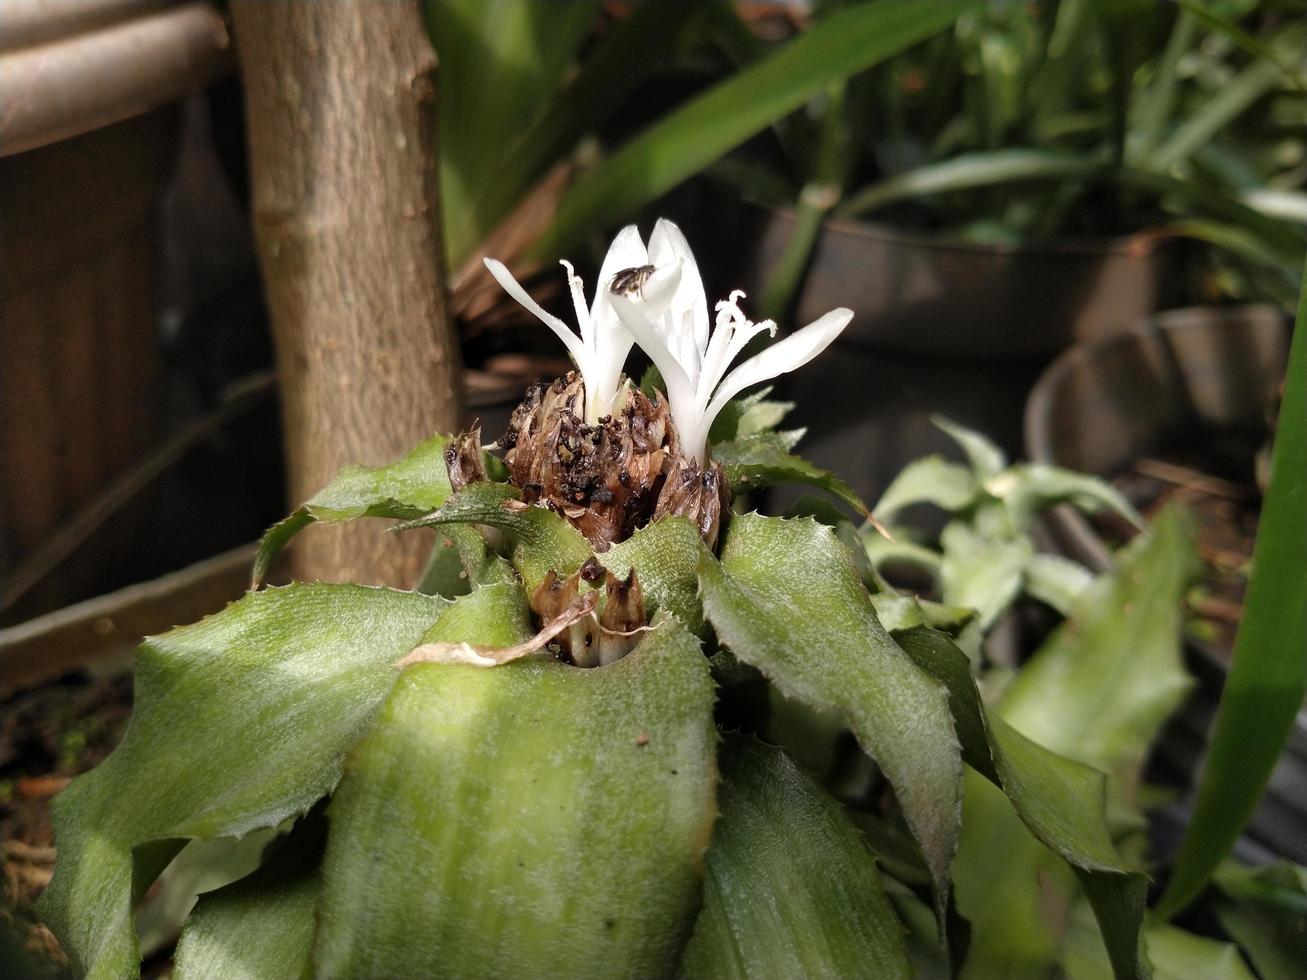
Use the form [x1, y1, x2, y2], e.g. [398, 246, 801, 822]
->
[44, 222, 1181, 979]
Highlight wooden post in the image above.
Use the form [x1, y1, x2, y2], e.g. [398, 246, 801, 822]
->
[229, 0, 463, 586]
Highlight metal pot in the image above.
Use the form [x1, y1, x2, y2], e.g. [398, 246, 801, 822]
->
[1024, 304, 1306, 863]
[748, 209, 1181, 361]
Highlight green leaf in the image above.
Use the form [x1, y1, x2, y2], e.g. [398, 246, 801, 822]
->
[397, 482, 593, 592]
[417, 522, 519, 598]
[1129, 10, 1199, 161]
[680, 737, 912, 980]
[839, 149, 1101, 219]
[1141, 923, 1256, 980]
[312, 618, 717, 978]
[933, 416, 1007, 479]
[708, 386, 794, 444]
[414, 580, 533, 649]
[938, 522, 1033, 631]
[534, 0, 979, 258]
[38, 584, 448, 979]
[953, 507, 1198, 979]
[893, 624, 1150, 977]
[1023, 553, 1095, 616]
[1145, 31, 1295, 173]
[714, 433, 868, 517]
[986, 463, 1144, 534]
[1002, 505, 1197, 812]
[699, 514, 960, 909]
[871, 595, 974, 635]
[428, 0, 602, 267]
[873, 456, 979, 521]
[1063, 900, 1255, 980]
[253, 434, 454, 586]
[1212, 862, 1307, 980]
[600, 516, 705, 633]
[467, 0, 703, 267]
[1160, 260, 1307, 917]
[863, 532, 945, 582]
[173, 818, 323, 980]
[135, 830, 278, 961]
[894, 627, 1137, 879]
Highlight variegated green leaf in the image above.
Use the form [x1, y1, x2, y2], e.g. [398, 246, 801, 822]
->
[38, 585, 448, 979]
[313, 618, 717, 978]
[254, 434, 455, 585]
[681, 737, 912, 979]
[699, 514, 960, 909]
[397, 482, 592, 592]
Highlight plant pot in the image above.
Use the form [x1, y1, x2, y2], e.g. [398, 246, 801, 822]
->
[1024, 303, 1306, 863]
[750, 209, 1180, 361]
[0, 2, 233, 615]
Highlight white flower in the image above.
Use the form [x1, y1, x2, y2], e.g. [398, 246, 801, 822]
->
[607, 219, 852, 463]
[484, 225, 675, 424]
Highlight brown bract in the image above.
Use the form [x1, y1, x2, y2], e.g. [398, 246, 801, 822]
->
[531, 558, 650, 667]
[492, 372, 728, 551]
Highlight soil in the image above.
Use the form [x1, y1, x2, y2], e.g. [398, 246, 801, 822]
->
[2, 669, 134, 971]
[1093, 449, 1262, 660]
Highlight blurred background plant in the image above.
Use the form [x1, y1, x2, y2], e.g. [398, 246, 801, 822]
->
[693, 0, 1307, 313]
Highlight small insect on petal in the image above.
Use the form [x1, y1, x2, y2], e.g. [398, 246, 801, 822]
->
[609, 265, 658, 300]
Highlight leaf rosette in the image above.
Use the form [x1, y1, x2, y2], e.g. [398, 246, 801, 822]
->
[40, 220, 1180, 980]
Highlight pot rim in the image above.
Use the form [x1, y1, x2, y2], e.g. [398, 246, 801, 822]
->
[1024, 302, 1301, 706]
[755, 197, 1173, 260]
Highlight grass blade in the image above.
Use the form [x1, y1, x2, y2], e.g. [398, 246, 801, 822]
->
[837, 148, 1100, 218]
[1158, 258, 1307, 917]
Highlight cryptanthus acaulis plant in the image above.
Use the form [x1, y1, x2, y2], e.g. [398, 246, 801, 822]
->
[38, 219, 1171, 980]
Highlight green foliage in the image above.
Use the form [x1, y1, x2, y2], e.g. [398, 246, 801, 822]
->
[713, 432, 868, 517]
[38, 585, 449, 978]
[314, 619, 716, 978]
[397, 482, 592, 592]
[253, 433, 454, 586]
[681, 737, 913, 979]
[174, 820, 323, 980]
[953, 507, 1198, 978]
[720, 0, 1307, 306]
[1160, 256, 1307, 916]
[534, 0, 981, 258]
[700, 513, 962, 908]
[867, 417, 1139, 628]
[45, 381, 1265, 979]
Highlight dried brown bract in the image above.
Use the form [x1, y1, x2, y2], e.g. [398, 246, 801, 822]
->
[445, 423, 488, 493]
[497, 372, 723, 551]
[531, 558, 649, 667]
[654, 456, 729, 552]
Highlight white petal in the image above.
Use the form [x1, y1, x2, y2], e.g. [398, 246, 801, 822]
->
[634, 261, 683, 317]
[484, 258, 587, 366]
[648, 218, 710, 364]
[559, 260, 594, 350]
[703, 308, 852, 432]
[609, 291, 697, 426]
[696, 292, 774, 409]
[590, 224, 649, 325]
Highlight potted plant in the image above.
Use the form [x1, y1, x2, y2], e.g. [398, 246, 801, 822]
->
[644, 0, 1306, 510]
[1024, 302, 1307, 866]
[29, 220, 1302, 979]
